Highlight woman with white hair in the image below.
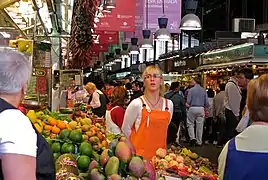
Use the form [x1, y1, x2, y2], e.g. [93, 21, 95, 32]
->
[0, 49, 55, 180]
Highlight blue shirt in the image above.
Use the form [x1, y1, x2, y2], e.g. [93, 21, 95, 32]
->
[187, 84, 209, 108]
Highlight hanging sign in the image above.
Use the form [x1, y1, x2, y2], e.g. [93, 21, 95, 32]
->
[95, 0, 136, 32]
[91, 44, 109, 52]
[95, 31, 119, 44]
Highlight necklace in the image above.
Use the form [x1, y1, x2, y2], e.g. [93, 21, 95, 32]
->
[144, 95, 161, 107]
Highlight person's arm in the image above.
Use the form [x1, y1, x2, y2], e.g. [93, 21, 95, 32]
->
[186, 90, 192, 107]
[0, 110, 37, 180]
[90, 91, 101, 109]
[204, 92, 210, 108]
[121, 99, 140, 138]
[227, 83, 241, 117]
[2, 154, 36, 180]
[168, 100, 174, 123]
[218, 141, 229, 180]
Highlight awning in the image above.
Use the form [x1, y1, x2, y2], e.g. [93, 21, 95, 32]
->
[197, 57, 268, 71]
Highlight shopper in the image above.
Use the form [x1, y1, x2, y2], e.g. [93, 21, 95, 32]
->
[186, 76, 209, 146]
[222, 69, 246, 145]
[105, 86, 127, 134]
[0, 50, 55, 180]
[218, 74, 268, 180]
[122, 65, 173, 160]
[239, 68, 254, 119]
[85, 82, 107, 117]
[164, 82, 187, 143]
[125, 82, 133, 104]
[131, 81, 143, 101]
[203, 88, 215, 144]
[213, 83, 226, 146]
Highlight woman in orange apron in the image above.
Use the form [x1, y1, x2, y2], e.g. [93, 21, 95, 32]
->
[122, 65, 173, 160]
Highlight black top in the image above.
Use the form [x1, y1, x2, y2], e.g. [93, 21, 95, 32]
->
[88, 91, 107, 117]
[0, 98, 56, 180]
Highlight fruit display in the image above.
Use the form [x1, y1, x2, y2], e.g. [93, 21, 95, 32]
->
[26, 109, 71, 138]
[152, 145, 218, 180]
[87, 136, 155, 180]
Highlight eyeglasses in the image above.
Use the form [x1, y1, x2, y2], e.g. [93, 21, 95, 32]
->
[144, 74, 162, 79]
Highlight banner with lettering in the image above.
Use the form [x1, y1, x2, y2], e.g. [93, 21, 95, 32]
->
[96, 0, 136, 32]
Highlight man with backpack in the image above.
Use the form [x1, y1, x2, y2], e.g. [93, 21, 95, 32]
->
[165, 82, 187, 143]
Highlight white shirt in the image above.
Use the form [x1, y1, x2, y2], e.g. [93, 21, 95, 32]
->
[90, 90, 103, 109]
[122, 96, 173, 138]
[218, 125, 268, 180]
[224, 78, 242, 117]
[0, 109, 37, 157]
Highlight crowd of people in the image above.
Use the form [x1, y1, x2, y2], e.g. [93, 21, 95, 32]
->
[2, 49, 268, 179]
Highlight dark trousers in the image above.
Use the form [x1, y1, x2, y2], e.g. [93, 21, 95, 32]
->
[167, 112, 182, 144]
[203, 117, 219, 142]
[219, 109, 238, 145]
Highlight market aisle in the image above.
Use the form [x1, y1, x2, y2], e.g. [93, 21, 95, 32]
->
[182, 143, 223, 164]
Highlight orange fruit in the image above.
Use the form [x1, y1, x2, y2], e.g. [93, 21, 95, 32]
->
[51, 126, 60, 134]
[66, 124, 71, 130]
[50, 133, 57, 139]
[48, 117, 58, 126]
[44, 125, 52, 131]
[57, 121, 66, 129]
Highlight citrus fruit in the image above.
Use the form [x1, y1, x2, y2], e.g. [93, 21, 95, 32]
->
[46, 138, 53, 146]
[53, 153, 61, 160]
[59, 129, 71, 139]
[79, 142, 93, 157]
[77, 155, 90, 170]
[61, 143, 75, 154]
[69, 130, 83, 143]
[51, 142, 61, 153]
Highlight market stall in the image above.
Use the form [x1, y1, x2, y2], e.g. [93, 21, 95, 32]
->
[22, 103, 219, 180]
[197, 43, 268, 90]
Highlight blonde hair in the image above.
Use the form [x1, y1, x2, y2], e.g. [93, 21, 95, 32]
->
[142, 65, 165, 96]
[247, 74, 268, 122]
[85, 82, 97, 91]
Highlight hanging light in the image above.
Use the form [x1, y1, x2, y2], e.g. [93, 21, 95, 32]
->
[114, 48, 122, 62]
[141, 30, 153, 48]
[104, 0, 116, 9]
[180, 13, 201, 31]
[155, 17, 171, 41]
[129, 37, 140, 54]
[94, 61, 102, 72]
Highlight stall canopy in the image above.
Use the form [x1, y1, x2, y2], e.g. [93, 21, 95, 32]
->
[197, 43, 268, 71]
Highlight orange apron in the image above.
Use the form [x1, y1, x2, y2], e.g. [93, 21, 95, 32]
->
[130, 96, 171, 160]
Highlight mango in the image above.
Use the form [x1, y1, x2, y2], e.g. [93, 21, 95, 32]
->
[90, 168, 105, 180]
[115, 142, 131, 163]
[105, 156, 119, 176]
[69, 121, 78, 130]
[89, 160, 99, 171]
[82, 125, 90, 132]
[128, 156, 145, 178]
[126, 176, 138, 180]
[100, 149, 110, 166]
[109, 174, 122, 180]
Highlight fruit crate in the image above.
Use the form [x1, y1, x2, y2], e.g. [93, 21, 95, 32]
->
[92, 117, 105, 126]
